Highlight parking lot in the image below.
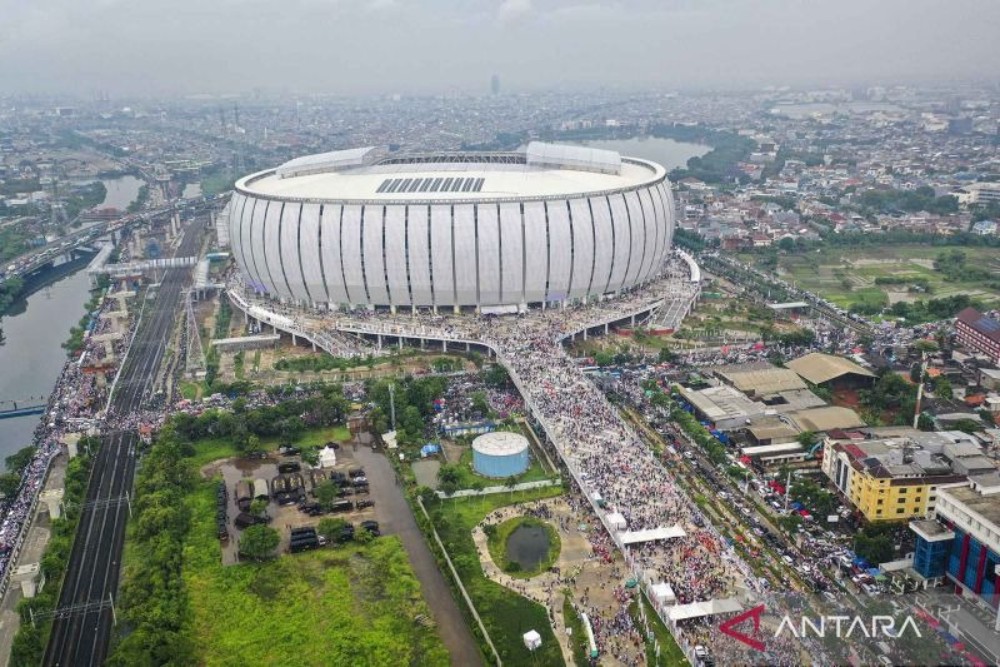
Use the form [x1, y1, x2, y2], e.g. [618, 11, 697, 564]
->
[202, 444, 381, 564]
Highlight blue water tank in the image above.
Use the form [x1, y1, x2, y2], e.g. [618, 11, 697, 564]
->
[472, 431, 530, 478]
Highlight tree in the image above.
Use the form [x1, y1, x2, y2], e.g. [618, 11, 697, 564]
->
[355, 527, 376, 545]
[437, 464, 461, 487]
[778, 237, 796, 252]
[504, 475, 518, 498]
[239, 525, 280, 561]
[657, 347, 678, 363]
[855, 533, 893, 565]
[415, 485, 437, 507]
[5, 446, 35, 476]
[796, 431, 818, 447]
[249, 498, 268, 517]
[314, 480, 340, 510]
[0, 473, 21, 498]
[933, 378, 953, 400]
[317, 517, 347, 542]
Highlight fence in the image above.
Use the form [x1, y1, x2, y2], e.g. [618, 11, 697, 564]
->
[415, 497, 502, 667]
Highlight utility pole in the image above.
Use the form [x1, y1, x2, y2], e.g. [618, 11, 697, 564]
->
[388, 383, 396, 432]
[913, 352, 928, 430]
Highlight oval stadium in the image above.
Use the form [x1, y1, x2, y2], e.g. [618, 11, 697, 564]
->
[228, 142, 675, 312]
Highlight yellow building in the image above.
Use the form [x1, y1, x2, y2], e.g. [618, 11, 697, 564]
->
[823, 432, 971, 522]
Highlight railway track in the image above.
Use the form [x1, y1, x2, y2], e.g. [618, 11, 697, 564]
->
[43, 219, 205, 667]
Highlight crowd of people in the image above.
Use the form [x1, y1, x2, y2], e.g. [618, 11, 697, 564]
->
[0, 290, 132, 597]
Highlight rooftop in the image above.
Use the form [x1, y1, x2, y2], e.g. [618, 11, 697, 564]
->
[715, 364, 808, 396]
[238, 142, 664, 203]
[786, 352, 877, 385]
[956, 307, 1000, 345]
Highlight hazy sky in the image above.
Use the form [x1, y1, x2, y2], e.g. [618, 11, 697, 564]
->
[1, 0, 998, 96]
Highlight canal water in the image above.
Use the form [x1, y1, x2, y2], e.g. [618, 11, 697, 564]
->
[0, 269, 93, 467]
[100, 175, 143, 210]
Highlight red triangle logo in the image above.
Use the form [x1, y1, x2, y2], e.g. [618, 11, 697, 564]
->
[718, 604, 766, 652]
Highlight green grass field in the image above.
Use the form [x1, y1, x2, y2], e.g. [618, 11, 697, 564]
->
[187, 425, 350, 469]
[430, 486, 566, 666]
[183, 483, 449, 666]
[778, 244, 1000, 308]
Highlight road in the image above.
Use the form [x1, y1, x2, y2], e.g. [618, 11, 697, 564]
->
[354, 446, 485, 667]
[43, 218, 205, 667]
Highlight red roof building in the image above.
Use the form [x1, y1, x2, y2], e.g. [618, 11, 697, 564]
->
[955, 307, 1000, 365]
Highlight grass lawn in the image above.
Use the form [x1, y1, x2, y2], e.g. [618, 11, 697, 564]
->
[429, 486, 565, 666]
[630, 592, 689, 666]
[179, 381, 202, 401]
[183, 482, 449, 666]
[188, 425, 351, 469]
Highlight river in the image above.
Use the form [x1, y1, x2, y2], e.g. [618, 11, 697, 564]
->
[560, 136, 710, 171]
[100, 175, 144, 210]
[0, 269, 92, 467]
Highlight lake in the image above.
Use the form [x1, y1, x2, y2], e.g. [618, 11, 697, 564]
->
[563, 136, 710, 171]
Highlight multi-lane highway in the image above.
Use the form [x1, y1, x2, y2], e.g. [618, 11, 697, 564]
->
[43, 217, 205, 667]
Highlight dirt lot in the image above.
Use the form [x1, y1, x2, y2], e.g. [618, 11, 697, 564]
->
[202, 445, 379, 565]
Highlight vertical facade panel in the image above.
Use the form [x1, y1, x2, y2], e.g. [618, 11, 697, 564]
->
[319, 205, 348, 306]
[607, 195, 631, 292]
[476, 204, 501, 306]
[590, 197, 616, 295]
[662, 182, 677, 254]
[546, 200, 573, 302]
[383, 205, 410, 306]
[452, 204, 477, 305]
[280, 203, 309, 303]
[653, 182, 674, 267]
[247, 198, 269, 292]
[636, 187, 658, 283]
[407, 206, 433, 307]
[299, 204, 328, 305]
[522, 201, 548, 304]
[229, 194, 253, 286]
[262, 201, 287, 299]
[647, 184, 666, 276]
[498, 203, 523, 306]
[567, 198, 595, 300]
[340, 205, 365, 306]
[430, 205, 454, 308]
[361, 206, 389, 305]
[622, 190, 646, 288]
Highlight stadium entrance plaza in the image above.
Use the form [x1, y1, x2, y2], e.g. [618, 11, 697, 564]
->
[222, 272, 829, 665]
[474, 496, 647, 666]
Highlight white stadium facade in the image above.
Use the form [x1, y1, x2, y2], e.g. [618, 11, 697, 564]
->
[228, 142, 675, 312]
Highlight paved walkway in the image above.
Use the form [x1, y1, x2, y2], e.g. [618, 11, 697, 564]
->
[438, 478, 560, 499]
[0, 452, 68, 667]
[471, 498, 643, 667]
[354, 447, 484, 667]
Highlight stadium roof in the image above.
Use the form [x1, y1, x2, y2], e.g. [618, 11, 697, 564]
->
[786, 352, 876, 385]
[238, 142, 664, 203]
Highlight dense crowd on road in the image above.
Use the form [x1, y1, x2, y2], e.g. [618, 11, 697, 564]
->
[0, 292, 134, 592]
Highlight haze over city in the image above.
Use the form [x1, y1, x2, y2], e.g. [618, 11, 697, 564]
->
[2, 0, 999, 96]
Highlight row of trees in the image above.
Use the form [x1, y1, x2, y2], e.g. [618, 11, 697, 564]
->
[170, 384, 348, 451]
[109, 423, 196, 665]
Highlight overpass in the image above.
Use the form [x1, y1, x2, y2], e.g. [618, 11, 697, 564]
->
[0, 195, 227, 288]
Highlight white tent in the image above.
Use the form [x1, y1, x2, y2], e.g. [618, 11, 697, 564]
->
[523, 630, 542, 651]
[606, 511, 627, 531]
[651, 582, 676, 605]
[318, 446, 338, 469]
